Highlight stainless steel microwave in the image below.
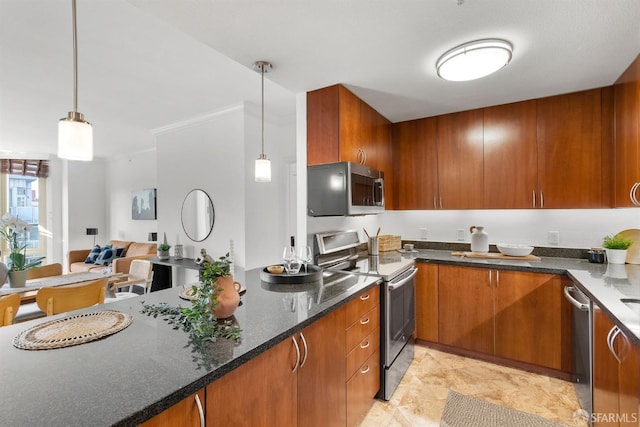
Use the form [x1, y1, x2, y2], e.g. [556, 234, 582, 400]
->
[307, 162, 385, 216]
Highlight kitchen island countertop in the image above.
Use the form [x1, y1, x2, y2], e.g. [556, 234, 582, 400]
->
[0, 268, 380, 426]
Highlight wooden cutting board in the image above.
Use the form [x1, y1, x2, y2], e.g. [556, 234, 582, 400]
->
[616, 229, 640, 264]
[452, 252, 541, 261]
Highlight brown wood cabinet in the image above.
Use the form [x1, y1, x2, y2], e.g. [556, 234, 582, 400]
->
[438, 265, 570, 372]
[206, 306, 346, 427]
[483, 100, 538, 208]
[392, 118, 438, 210]
[613, 55, 640, 207]
[140, 390, 205, 427]
[593, 304, 640, 427]
[415, 263, 438, 342]
[345, 286, 380, 427]
[436, 110, 484, 209]
[537, 88, 610, 208]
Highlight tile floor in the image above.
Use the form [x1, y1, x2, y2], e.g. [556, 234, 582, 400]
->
[360, 345, 588, 426]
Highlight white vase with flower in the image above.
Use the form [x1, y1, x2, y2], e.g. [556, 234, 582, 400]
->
[0, 213, 44, 287]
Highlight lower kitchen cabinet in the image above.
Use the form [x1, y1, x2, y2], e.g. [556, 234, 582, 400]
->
[140, 390, 205, 427]
[437, 265, 570, 372]
[346, 348, 380, 426]
[415, 263, 438, 342]
[593, 304, 640, 427]
[206, 305, 347, 427]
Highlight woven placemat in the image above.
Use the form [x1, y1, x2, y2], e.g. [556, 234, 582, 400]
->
[13, 310, 133, 350]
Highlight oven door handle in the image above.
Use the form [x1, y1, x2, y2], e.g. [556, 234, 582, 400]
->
[387, 267, 418, 291]
[563, 286, 589, 311]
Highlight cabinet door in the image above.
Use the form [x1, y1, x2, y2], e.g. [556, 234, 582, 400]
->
[537, 89, 605, 208]
[616, 329, 640, 427]
[307, 85, 341, 165]
[206, 338, 297, 427]
[415, 263, 438, 342]
[392, 118, 439, 210]
[339, 85, 364, 164]
[346, 348, 380, 427]
[593, 306, 621, 427]
[494, 271, 566, 370]
[140, 390, 205, 427]
[436, 110, 484, 209]
[438, 265, 493, 354]
[297, 306, 346, 427]
[614, 56, 640, 207]
[483, 100, 538, 208]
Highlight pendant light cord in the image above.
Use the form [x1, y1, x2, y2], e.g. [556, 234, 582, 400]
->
[261, 62, 265, 157]
[72, 0, 79, 113]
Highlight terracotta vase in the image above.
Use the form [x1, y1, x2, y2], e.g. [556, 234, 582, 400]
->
[8, 269, 27, 288]
[211, 276, 241, 319]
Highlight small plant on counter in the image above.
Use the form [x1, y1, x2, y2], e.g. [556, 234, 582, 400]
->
[140, 253, 241, 343]
[157, 243, 171, 251]
[603, 235, 633, 250]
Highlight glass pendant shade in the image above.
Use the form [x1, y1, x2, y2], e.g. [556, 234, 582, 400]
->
[437, 39, 512, 82]
[58, 112, 93, 161]
[255, 155, 271, 182]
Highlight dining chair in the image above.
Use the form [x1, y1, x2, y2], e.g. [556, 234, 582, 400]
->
[0, 294, 20, 326]
[26, 263, 63, 280]
[36, 278, 107, 316]
[110, 260, 154, 299]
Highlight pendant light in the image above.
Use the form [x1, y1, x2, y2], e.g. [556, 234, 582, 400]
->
[254, 61, 272, 182]
[436, 39, 513, 82]
[58, 0, 93, 161]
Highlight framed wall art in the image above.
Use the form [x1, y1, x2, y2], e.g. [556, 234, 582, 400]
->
[132, 188, 157, 220]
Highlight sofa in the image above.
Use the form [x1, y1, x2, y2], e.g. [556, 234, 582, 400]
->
[68, 240, 157, 274]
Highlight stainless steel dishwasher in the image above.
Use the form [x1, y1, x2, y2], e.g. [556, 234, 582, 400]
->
[564, 284, 593, 424]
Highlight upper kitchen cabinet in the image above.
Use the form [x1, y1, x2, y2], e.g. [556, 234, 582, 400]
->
[436, 109, 484, 209]
[307, 84, 395, 208]
[613, 55, 640, 207]
[483, 100, 538, 208]
[392, 118, 438, 210]
[537, 88, 612, 208]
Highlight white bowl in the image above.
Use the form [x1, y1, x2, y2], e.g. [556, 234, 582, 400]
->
[496, 243, 534, 257]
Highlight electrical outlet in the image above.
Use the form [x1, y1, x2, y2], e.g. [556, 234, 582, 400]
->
[457, 229, 465, 241]
[420, 228, 429, 240]
[548, 231, 560, 245]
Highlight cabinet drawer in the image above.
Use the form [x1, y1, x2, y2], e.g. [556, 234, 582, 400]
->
[346, 348, 380, 427]
[346, 286, 380, 327]
[346, 305, 379, 351]
[346, 326, 379, 381]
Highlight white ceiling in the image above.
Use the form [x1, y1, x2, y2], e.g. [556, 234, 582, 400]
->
[1, 0, 639, 159]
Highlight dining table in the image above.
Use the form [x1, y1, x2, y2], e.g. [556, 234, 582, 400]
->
[0, 271, 130, 304]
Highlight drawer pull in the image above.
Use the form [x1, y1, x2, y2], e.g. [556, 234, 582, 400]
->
[360, 317, 370, 325]
[360, 340, 370, 349]
[360, 294, 370, 301]
[360, 365, 370, 374]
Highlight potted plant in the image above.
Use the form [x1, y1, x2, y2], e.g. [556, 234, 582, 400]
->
[157, 232, 171, 260]
[0, 213, 44, 287]
[602, 234, 633, 265]
[201, 253, 241, 319]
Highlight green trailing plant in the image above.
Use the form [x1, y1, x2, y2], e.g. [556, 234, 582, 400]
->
[140, 252, 241, 343]
[603, 234, 633, 250]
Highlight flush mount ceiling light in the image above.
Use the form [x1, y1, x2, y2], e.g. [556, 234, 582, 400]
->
[436, 39, 513, 82]
[58, 0, 93, 161]
[254, 60, 272, 183]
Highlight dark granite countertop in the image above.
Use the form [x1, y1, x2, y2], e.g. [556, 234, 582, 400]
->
[0, 268, 380, 426]
[413, 249, 640, 346]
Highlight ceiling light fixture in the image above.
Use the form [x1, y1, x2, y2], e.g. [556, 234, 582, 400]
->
[58, 0, 93, 161]
[436, 39, 513, 82]
[254, 61, 272, 182]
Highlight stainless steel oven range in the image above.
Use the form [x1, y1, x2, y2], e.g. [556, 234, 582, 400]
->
[314, 230, 417, 401]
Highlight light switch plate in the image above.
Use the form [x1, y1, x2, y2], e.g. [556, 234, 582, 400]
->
[548, 231, 560, 245]
[457, 229, 465, 241]
[420, 228, 429, 240]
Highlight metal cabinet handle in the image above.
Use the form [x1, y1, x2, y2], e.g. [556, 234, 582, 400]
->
[194, 394, 205, 427]
[360, 317, 370, 325]
[439, 195, 443, 209]
[488, 270, 492, 288]
[360, 293, 370, 301]
[563, 286, 589, 311]
[630, 182, 640, 206]
[360, 340, 370, 349]
[532, 190, 536, 208]
[291, 336, 301, 373]
[495, 270, 499, 287]
[299, 332, 308, 367]
[433, 195, 437, 209]
[607, 326, 623, 364]
[540, 190, 544, 208]
[360, 365, 370, 374]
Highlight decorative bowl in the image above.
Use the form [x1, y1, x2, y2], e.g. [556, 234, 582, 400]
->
[266, 265, 284, 274]
[496, 243, 534, 257]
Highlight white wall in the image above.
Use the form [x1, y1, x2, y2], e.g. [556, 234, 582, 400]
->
[106, 150, 158, 242]
[66, 159, 107, 248]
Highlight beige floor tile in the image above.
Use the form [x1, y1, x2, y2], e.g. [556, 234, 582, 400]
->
[360, 345, 587, 427]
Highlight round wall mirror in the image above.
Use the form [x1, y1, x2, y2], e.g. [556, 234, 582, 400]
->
[181, 189, 215, 242]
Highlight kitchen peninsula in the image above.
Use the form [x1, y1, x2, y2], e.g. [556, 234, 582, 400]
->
[0, 253, 638, 426]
